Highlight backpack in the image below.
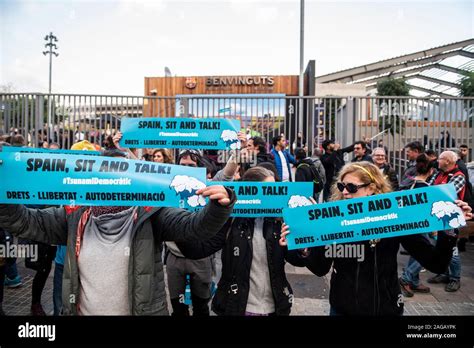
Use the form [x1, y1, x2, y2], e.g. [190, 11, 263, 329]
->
[447, 170, 474, 212]
[297, 162, 324, 194]
[462, 179, 474, 211]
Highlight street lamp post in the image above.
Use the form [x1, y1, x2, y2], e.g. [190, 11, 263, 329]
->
[43, 32, 59, 141]
[43, 32, 59, 94]
[299, 0, 305, 141]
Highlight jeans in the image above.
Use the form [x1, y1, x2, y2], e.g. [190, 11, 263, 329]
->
[446, 247, 461, 281]
[53, 263, 64, 316]
[5, 259, 19, 280]
[401, 257, 423, 287]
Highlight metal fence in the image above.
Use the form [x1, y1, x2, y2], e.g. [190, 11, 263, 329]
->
[1, 93, 473, 177]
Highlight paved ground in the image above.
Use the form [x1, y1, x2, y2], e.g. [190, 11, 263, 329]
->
[3, 239, 474, 316]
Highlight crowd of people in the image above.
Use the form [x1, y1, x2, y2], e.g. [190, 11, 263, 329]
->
[0, 129, 472, 316]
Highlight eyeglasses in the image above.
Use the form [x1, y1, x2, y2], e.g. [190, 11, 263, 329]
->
[373, 154, 385, 157]
[337, 182, 370, 193]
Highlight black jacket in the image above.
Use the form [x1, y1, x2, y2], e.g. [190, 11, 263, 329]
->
[256, 152, 275, 165]
[295, 158, 321, 198]
[381, 163, 399, 191]
[177, 218, 305, 316]
[351, 154, 373, 163]
[321, 144, 354, 187]
[297, 232, 456, 316]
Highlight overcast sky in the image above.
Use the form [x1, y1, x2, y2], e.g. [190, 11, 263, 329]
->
[0, 0, 472, 95]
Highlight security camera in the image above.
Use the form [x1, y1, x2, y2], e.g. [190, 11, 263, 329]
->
[150, 89, 157, 95]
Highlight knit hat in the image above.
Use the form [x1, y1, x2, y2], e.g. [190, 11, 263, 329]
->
[71, 140, 97, 151]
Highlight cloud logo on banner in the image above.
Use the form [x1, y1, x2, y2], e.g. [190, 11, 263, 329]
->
[220, 130, 241, 150]
[431, 201, 466, 229]
[287, 195, 313, 208]
[170, 175, 207, 207]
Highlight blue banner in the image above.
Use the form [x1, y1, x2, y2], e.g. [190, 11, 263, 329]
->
[2, 146, 101, 156]
[283, 184, 466, 250]
[0, 151, 207, 207]
[186, 182, 313, 217]
[119, 117, 242, 150]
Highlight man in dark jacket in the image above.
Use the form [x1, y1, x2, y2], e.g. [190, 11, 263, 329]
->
[0, 185, 235, 316]
[351, 141, 373, 163]
[321, 140, 354, 201]
[400, 141, 424, 188]
[246, 136, 274, 165]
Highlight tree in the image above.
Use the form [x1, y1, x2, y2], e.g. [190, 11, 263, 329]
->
[459, 72, 474, 97]
[459, 72, 474, 127]
[376, 78, 410, 135]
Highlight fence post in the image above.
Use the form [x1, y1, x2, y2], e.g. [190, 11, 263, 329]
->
[36, 94, 44, 148]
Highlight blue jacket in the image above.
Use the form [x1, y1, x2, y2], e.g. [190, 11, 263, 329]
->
[271, 148, 296, 181]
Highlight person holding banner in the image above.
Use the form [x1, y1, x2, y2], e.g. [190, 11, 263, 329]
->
[427, 150, 468, 292]
[279, 161, 472, 316]
[0, 179, 236, 316]
[176, 167, 306, 316]
[164, 148, 241, 316]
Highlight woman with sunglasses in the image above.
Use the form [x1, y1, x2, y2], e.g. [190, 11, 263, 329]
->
[280, 161, 472, 316]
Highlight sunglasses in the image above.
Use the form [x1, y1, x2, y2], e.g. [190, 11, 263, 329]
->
[179, 149, 201, 156]
[337, 182, 370, 193]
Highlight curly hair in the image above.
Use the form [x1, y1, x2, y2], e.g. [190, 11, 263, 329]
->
[330, 161, 392, 201]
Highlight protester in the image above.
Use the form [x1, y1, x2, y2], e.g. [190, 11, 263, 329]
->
[152, 149, 174, 164]
[351, 141, 373, 163]
[427, 151, 467, 292]
[459, 144, 469, 162]
[372, 147, 399, 191]
[295, 147, 324, 200]
[0, 152, 236, 315]
[271, 135, 296, 182]
[177, 167, 306, 315]
[246, 136, 274, 165]
[321, 140, 354, 202]
[279, 161, 472, 315]
[399, 154, 436, 297]
[400, 141, 424, 189]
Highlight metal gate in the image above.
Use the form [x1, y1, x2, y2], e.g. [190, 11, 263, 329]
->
[1, 93, 473, 177]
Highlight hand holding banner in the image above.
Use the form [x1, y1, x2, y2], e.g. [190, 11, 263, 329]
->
[282, 184, 466, 250]
[190, 182, 313, 217]
[119, 117, 241, 150]
[0, 151, 207, 207]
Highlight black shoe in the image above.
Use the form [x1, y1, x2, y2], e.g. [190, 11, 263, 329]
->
[427, 274, 449, 284]
[445, 280, 461, 292]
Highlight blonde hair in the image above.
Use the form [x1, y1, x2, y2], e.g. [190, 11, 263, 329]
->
[330, 161, 392, 201]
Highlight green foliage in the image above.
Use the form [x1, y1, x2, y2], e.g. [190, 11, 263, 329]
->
[376, 78, 410, 97]
[459, 72, 474, 97]
[376, 78, 410, 135]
